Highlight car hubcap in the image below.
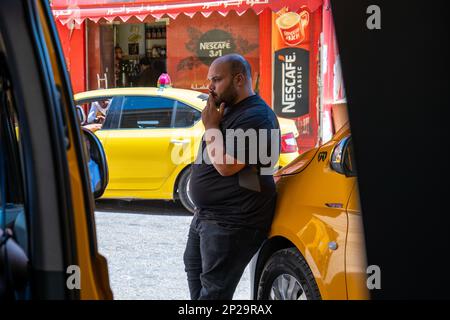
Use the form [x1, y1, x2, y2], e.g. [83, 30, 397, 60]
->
[269, 274, 307, 300]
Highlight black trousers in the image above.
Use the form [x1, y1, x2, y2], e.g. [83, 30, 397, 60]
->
[183, 214, 267, 300]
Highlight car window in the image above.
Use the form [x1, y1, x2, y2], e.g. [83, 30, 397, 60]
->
[101, 96, 122, 129]
[85, 99, 111, 124]
[0, 80, 26, 230]
[121, 96, 173, 129]
[0, 73, 30, 298]
[103, 96, 183, 129]
[173, 103, 201, 128]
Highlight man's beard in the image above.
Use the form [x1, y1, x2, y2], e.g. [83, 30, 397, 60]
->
[217, 85, 238, 107]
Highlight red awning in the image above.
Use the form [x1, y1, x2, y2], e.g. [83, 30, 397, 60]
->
[52, 0, 322, 25]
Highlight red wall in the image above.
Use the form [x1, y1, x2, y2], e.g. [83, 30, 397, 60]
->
[86, 21, 102, 91]
[259, 8, 272, 108]
[55, 21, 86, 94]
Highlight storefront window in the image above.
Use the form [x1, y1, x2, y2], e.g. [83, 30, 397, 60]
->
[86, 20, 160, 90]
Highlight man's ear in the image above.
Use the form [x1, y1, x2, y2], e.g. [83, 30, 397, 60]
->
[234, 73, 245, 87]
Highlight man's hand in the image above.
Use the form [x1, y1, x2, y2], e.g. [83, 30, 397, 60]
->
[95, 115, 105, 124]
[83, 123, 102, 133]
[202, 93, 225, 130]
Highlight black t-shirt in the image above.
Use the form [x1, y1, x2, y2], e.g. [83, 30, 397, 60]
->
[189, 94, 280, 232]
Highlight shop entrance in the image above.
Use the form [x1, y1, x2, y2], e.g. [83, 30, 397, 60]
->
[88, 20, 167, 90]
[114, 21, 167, 87]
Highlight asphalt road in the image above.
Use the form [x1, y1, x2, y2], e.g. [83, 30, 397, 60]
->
[94, 199, 251, 300]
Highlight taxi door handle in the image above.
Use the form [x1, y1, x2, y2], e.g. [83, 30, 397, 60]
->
[325, 203, 343, 208]
[170, 139, 190, 145]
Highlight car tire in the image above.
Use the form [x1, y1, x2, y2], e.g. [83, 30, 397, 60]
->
[177, 168, 196, 214]
[257, 248, 321, 300]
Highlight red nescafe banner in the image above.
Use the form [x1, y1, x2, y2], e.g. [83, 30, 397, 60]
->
[272, 6, 321, 153]
[273, 47, 309, 118]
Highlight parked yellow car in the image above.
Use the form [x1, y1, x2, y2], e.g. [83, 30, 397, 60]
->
[74, 88, 300, 213]
[250, 122, 368, 300]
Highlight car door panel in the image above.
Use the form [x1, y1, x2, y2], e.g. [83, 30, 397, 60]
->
[272, 141, 354, 299]
[104, 128, 180, 191]
[1, 0, 112, 299]
[345, 180, 370, 299]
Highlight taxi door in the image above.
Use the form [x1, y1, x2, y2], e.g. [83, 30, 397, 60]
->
[102, 96, 193, 194]
[0, 0, 112, 299]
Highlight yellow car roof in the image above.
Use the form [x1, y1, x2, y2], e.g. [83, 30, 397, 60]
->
[74, 87, 208, 110]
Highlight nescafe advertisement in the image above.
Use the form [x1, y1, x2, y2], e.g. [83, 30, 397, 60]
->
[196, 29, 236, 66]
[272, 9, 311, 119]
[273, 47, 309, 118]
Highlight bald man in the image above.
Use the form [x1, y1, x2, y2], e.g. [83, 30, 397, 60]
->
[184, 54, 281, 300]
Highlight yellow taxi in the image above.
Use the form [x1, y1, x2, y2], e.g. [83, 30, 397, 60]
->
[74, 88, 300, 213]
[250, 122, 368, 300]
[1, 0, 112, 299]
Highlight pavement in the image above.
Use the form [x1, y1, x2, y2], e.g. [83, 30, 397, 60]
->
[94, 199, 251, 300]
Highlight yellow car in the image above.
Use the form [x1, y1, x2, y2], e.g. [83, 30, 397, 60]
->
[74, 88, 300, 213]
[250, 122, 368, 300]
[1, 0, 112, 299]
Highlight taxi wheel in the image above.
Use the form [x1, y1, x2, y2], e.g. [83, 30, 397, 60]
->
[177, 168, 196, 214]
[257, 248, 321, 300]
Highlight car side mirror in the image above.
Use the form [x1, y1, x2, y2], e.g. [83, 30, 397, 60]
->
[76, 105, 86, 125]
[82, 128, 109, 198]
[330, 136, 357, 177]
